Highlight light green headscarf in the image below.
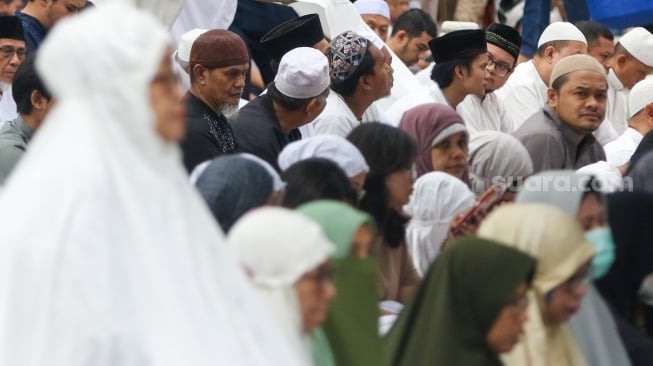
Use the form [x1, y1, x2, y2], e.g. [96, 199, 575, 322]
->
[298, 200, 383, 366]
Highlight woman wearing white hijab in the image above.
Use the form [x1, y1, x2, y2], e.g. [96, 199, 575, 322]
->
[403, 171, 475, 276]
[0, 4, 303, 366]
[478, 204, 595, 366]
[229, 207, 337, 366]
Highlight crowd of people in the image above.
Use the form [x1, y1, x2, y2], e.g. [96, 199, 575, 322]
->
[0, 0, 652, 365]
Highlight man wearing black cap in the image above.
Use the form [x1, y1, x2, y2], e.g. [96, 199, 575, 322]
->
[180, 29, 249, 173]
[0, 15, 25, 127]
[260, 13, 329, 74]
[457, 24, 522, 135]
[427, 29, 489, 109]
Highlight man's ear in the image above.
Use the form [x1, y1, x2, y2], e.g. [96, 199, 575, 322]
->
[30, 90, 47, 111]
[546, 87, 558, 109]
[544, 45, 557, 63]
[454, 64, 465, 79]
[394, 30, 408, 44]
[192, 64, 207, 84]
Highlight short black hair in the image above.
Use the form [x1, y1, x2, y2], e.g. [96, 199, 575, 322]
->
[282, 158, 356, 208]
[267, 81, 314, 111]
[330, 47, 376, 97]
[347, 122, 417, 248]
[390, 9, 438, 38]
[12, 53, 51, 115]
[430, 54, 477, 88]
[575, 21, 614, 47]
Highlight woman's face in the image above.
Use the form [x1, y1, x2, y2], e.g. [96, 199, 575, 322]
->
[576, 193, 606, 231]
[294, 260, 337, 333]
[385, 166, 414, 209]
[151, 49, 185, 142]
[430, 132, 468, 179]
[544, 262, 591, 325]
[486, 282, 529, 354]
[350, 224, 375, 258]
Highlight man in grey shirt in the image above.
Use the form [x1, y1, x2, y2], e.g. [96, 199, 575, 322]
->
[513, 54, 607, 173]
[0, 53, 52, 184]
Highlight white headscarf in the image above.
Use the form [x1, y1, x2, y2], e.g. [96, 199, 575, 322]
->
[576, 161, 623, 193]
[403, 172, 475, 276]
[0, 4, 303, 366]
[229, 207, 335, 366]
[278, 135, 369, 177]
[468, 131, 534, 196]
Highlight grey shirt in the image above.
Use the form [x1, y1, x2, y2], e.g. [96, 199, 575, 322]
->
[0, 116, 34, 184]
[513, 106, 606, 173]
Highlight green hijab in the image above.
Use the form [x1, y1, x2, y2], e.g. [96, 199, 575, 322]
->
[298, 200, 383, 366]
[385, 237, 536, 366]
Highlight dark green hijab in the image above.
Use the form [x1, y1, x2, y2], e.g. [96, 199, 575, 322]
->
[298, 200, 383, 366]
[385, 237, 536, 365]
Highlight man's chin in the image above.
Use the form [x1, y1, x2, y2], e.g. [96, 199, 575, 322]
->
[221, 103, 240, 119]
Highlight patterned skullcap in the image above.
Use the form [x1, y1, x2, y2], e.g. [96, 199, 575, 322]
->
[329, 30, 369, 84]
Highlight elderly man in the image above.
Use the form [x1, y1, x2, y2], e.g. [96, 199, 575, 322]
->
[604, 79, 653, 168]
[230, 47, 330, 171]
[0, 54, 52, 183]
[17, 0, 85, 52]
[428, 29, 488, 108]
[312, 30, 394, 138]
[180, 29, 249, 173]
[497, 22, 587, 128]
[385, 9, 437, 67]
[0, 16, 25, 126]
[354, 0, 391, 41]
[457, 23, 521, 135]
[513, 54, 607, 173]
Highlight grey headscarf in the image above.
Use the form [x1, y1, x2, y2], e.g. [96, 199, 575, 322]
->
[195, 155, 274, 233]
[627, 151, 653, 195]
[468, 131, 533, 196]
[516, 170, 632, 366]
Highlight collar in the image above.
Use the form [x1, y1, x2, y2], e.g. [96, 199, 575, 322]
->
[543, 105, 598, 148]
[186, 92, 225, 121]
[14, 115, 34, 141]
[627, 126, 644, 144]
[607, 69, 624, 92]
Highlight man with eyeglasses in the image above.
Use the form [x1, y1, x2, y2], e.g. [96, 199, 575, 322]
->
[0, 16, 25, 127]
[457, 24, 521, 136]
[17, 0, 85, 53]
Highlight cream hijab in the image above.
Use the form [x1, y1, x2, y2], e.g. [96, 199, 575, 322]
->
[478, 203, 595, 366]
[0, 4, 303, 365]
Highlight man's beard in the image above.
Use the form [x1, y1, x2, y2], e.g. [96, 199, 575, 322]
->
[221, 103, 240, 119]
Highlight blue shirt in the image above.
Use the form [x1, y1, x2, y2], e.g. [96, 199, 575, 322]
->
[16, 11, 46, 53]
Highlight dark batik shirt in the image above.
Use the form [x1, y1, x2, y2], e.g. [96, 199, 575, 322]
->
[181, 92, 238, 173]
[16, 11, 46, 53]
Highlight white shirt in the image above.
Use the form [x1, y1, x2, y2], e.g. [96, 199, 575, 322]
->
[0, 84, 18, 128]
[606, 69, 628, 134]
[457, 92, 516, 135]
[495, 60, 548, 129]
[310, 92, 389, 138]
[385, 82, 450, 123]
[603, 127, 643, 167]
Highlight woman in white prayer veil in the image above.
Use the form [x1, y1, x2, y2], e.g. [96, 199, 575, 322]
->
[0, 3, 303, 366]
[403, 171, 475, 276]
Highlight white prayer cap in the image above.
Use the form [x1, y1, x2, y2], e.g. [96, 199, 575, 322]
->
[629, 78, 653, 118]
[278, 135, 369, 177]
[176, 28, 207, 64]
[440, 21, 479, 35]
[354, 0, 390, 19]
[537, 22, 587, 47]
[274, 47, 330, 99]
[619, 27, 653, 67]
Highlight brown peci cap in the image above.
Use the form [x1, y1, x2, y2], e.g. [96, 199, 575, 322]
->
[189, 29, 249, 68]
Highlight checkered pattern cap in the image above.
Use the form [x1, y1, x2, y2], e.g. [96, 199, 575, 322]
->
[329, 30, 369, 84]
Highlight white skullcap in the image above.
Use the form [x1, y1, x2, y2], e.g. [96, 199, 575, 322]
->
[176, 28, 208, 63]
[537, 22, 587, 47]
[629, 78, 653, 118]
[239, 153, 286, 191]
[619, 27, 653, 67]
[440, 21, 479, 35]
[274, 47, 330, 99]
[576, 161, 623, 193]
[354, 0, 390, 19]
[278, 135, 369, 177]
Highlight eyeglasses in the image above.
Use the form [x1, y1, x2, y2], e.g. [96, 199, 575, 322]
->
[0, 46, 26, 61]
[486, 53, 513, 77]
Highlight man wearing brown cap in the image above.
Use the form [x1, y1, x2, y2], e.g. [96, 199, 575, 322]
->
[180, 29, 249, 173]
[457, 24, 521, 135]
[0, 15, 26, 127]
[312, 30, 394, 138]
[513, 54, 607, 173]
